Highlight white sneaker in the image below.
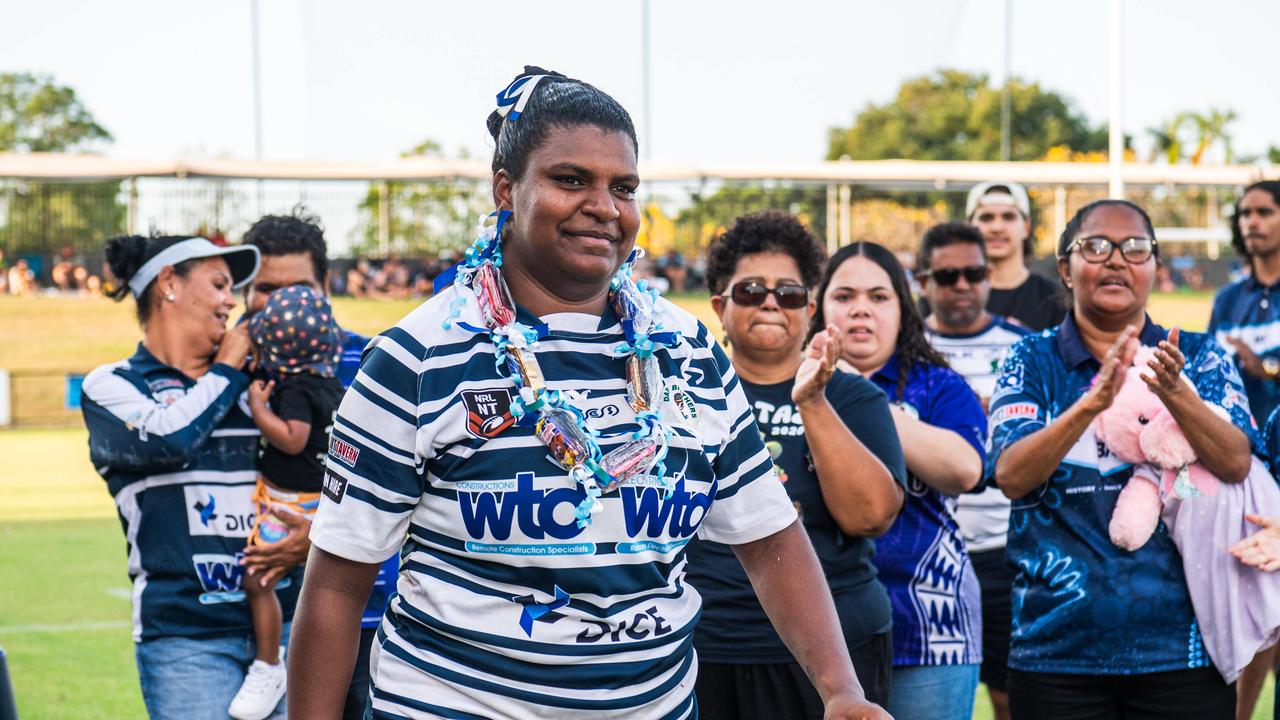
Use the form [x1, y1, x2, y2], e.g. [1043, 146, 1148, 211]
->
[228, 659, 287, 720]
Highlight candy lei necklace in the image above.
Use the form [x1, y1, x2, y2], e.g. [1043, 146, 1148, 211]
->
[442, 213, 682, 528]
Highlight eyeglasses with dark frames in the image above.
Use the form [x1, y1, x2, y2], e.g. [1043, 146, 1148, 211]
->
[1066, 236, 1157, 264]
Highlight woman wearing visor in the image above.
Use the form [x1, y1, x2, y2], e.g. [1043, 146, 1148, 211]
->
[82, 235, 297, 720]
[988, 200, 1259, 719]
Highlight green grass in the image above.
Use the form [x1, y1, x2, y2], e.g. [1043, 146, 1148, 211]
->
[0, 295, 1274, 719]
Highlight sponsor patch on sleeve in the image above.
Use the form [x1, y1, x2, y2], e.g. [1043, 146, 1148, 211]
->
[322, 470, 348, 504]
[990, 402, 1040, 426]
[329, 436, 360, 467]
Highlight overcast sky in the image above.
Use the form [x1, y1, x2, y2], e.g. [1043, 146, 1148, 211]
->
[2, 0, 1276, 167]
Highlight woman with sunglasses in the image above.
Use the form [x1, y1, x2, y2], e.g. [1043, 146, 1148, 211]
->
[684, 211, 905, 719]
[811, 241, 987, 720]
[988, 199, 1258, 719]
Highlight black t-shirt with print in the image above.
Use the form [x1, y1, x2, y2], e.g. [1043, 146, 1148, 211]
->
[987, 271, 1067, 332]
[257, 373, 344, 492]
[684, 371, 908, 664]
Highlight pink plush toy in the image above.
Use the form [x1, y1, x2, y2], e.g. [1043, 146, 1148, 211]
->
[1092, 347, 1219, 550]
[1091, 346, 1280, 683]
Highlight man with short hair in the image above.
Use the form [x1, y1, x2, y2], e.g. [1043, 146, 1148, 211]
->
[966, 181, 1066, 331]
[239, 212, 394, 720]
[1207, 180, 1280, 720]
[919, 221, 1029, 720]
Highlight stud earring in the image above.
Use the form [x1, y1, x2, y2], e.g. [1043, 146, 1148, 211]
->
[165, 292, 176, 301]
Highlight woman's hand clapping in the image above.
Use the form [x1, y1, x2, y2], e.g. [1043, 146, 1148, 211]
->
[794, 325, 842, 407]
[1080, 325, 1138, 416]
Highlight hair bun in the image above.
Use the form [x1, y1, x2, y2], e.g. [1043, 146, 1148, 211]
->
[104, 235, 150, 287]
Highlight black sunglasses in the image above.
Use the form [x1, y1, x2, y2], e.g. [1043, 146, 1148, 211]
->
[923, 265, 989, 287]
[1067, 236, 1156, 264]
[726, 281, 810, 309]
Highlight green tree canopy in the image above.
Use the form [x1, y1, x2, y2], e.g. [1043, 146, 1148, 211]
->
[827, 69, 1106, 161]
[0, 73, 122, 256]
[0, 72, 112, 152]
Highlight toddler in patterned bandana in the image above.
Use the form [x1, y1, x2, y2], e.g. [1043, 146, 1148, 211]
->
[248, 285, 342, 378]
[233, 285, 347, 719]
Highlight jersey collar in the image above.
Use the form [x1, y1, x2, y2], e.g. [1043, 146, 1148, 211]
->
[1055, 312, 1166, 369]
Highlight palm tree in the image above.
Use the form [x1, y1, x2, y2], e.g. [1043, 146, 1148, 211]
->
[1188, 108, 1238, 164]
[1145, 114, 1187, 164]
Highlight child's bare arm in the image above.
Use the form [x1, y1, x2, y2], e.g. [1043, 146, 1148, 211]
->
[248, 380, 312, 455]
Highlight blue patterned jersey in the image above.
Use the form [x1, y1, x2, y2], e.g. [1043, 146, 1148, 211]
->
[987, 314, 1261, 674]
[869, 357, 986, 667]
[1209, 276, 1280, 427]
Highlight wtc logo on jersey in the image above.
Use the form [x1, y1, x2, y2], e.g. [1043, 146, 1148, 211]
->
[184, 485, 257, 537]
[462, 388, 516, 439]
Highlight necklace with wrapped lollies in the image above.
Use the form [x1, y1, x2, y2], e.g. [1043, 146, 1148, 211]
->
[441, 212, 683, 528]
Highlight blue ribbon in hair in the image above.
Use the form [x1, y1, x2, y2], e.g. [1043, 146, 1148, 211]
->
[495, 75, 548, 122]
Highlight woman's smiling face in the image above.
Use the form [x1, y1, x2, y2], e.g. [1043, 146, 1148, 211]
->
[495, 124, 640, 301]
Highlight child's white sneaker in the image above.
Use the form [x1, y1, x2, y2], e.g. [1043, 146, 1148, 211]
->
[228, 659, 286, 720]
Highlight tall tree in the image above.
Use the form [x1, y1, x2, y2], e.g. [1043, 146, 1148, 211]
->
[0, 72, 111, 152]
[0, 73, 123, 256]
[1187, 108, 1237, 164]
[826, 69, 1106, 162]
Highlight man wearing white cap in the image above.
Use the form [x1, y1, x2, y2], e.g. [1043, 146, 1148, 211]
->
[966, 181, 1067, 331]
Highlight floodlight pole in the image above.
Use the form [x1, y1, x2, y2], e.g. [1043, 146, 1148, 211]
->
[1108, 0, 1124, 198]
[251, 0, 265, 213]
[1000, 0, 1012, 162]
[641, 0, 653, 162]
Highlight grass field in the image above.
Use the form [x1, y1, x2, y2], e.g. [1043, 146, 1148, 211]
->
[0, 292, 1274, 719]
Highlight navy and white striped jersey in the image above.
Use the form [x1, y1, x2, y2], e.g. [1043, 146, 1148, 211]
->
[81, 343, 300, 641]
[926, 315, 1031, 552]
[310, 286, 797, 719]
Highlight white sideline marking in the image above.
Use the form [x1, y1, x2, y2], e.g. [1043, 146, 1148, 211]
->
[0, 620, 130, 635]
[104, 587, 132, 601]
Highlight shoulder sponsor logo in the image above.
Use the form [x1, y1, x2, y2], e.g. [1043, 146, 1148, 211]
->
[991, 402, 1040, 426]
[461, 388, 516, 439]
[184, 486, 257, 537]
[321, 470, 347, 504]
[329, 436, 360, 467]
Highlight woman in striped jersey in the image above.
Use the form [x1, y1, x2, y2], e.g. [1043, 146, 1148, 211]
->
[81, 234, 305, 720]
[287, 67, 889, 719]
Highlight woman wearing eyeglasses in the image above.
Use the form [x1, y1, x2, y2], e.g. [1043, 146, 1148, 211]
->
[809, 240, 987, 720]
[684, 211, 905, 719]
[988, 200, 1259, 719]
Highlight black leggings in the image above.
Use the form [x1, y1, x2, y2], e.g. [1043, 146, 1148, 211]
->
[1008, 667, 1234, 720]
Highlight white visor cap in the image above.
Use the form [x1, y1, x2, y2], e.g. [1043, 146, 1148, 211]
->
[127, 238, 260, 299]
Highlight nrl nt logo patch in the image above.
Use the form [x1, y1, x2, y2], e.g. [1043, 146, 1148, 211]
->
[462, 388, 516, 439]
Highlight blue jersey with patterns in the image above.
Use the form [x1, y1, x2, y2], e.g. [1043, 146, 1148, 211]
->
[337, 328, 397, 629]
[685, 371, 907, 664]
[309, 286, 797, 720]
[1209, 275, 1280, 428]
[868, 356, 986, 667]
[81, 344, 301, 642]
[986, 314, 1261, 674]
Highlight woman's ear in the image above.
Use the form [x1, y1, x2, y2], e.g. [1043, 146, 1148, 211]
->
[1057, 257, 1072, 290]
[710, 292, 727, 322]
[155, 265, 178, 301]
[492, 169, 513, 212]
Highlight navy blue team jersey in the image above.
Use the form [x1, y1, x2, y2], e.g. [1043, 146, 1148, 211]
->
[987, 313, 1261, 674]
[1209, 275, 1280, 428]
[81, 343, 301, 641]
